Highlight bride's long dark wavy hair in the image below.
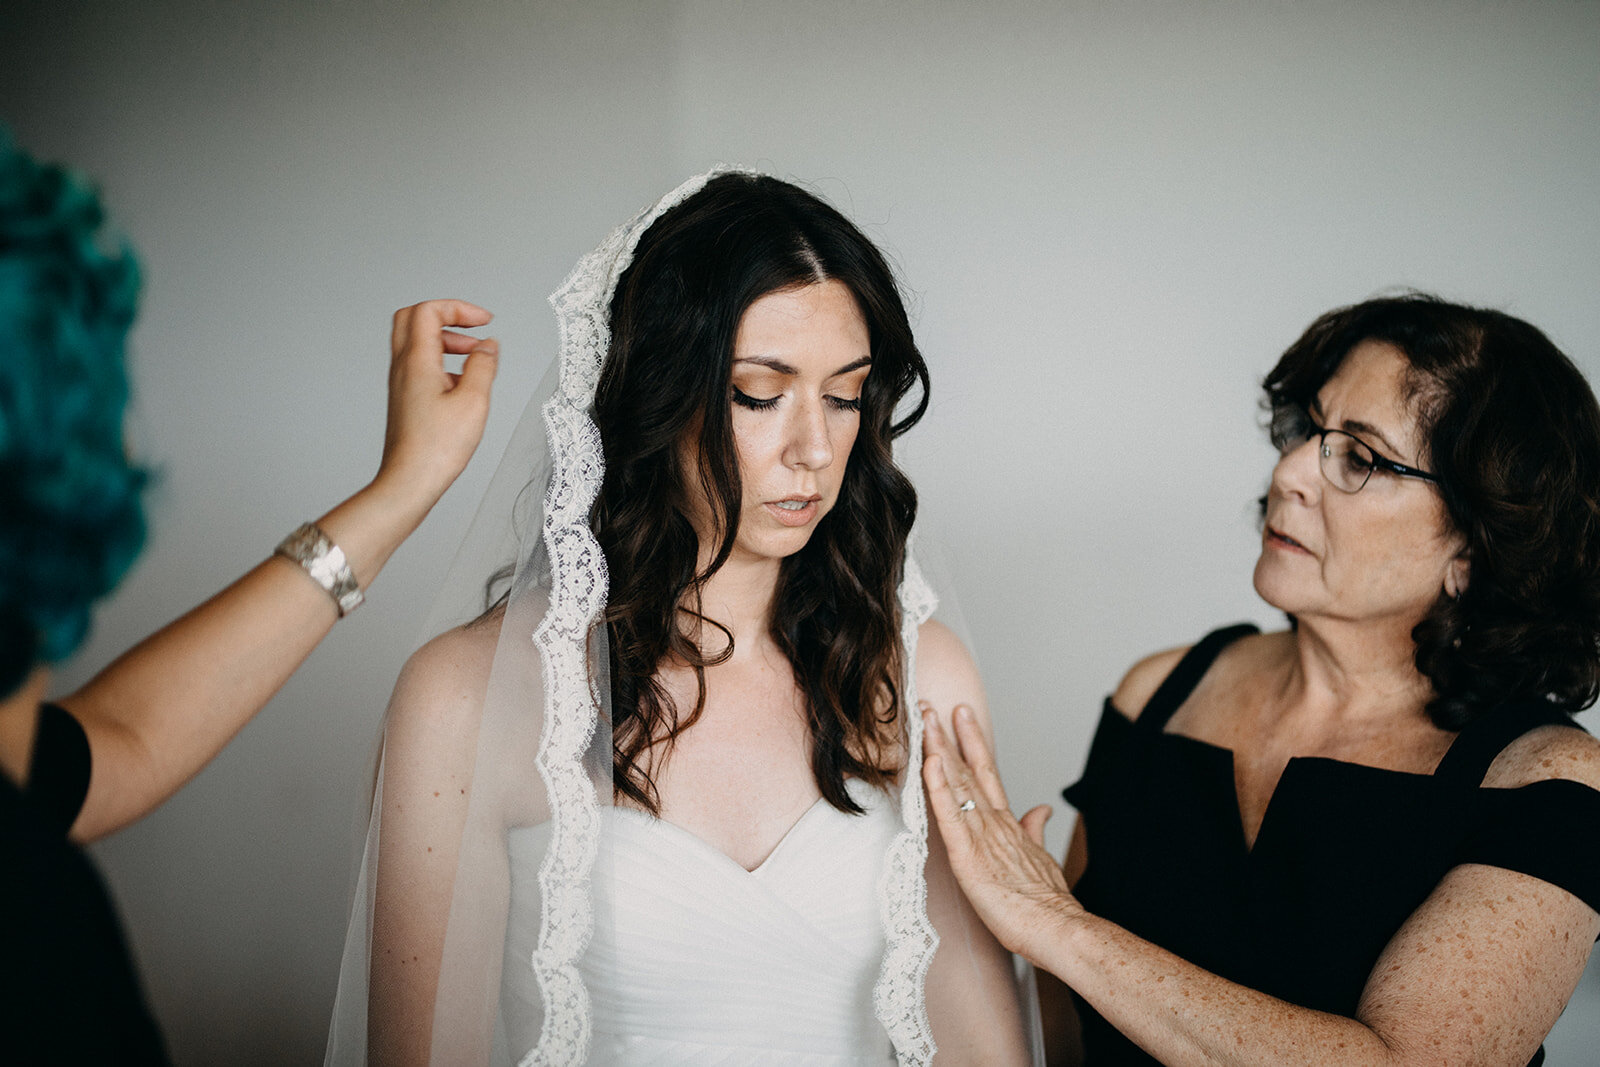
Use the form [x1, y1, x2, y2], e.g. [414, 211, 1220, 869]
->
[592, 173, 929, 815]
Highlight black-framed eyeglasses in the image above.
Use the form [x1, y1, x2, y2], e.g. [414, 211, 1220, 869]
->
[1268, 404, 1439, 494]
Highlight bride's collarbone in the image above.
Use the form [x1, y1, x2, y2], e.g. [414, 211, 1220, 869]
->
[634, 653, 902, 869]
[629, 673, 813, 862]
[643, 752, 823, 872]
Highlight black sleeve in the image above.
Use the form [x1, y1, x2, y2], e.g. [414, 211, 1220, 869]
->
[25, 702, 92, 837]
[1, 704, 170, 1063]
[1455, 778, 1600, 915]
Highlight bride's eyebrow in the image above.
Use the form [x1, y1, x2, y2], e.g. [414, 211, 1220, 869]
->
[732, 354, 873, 377]
[733, 356, 797, 374]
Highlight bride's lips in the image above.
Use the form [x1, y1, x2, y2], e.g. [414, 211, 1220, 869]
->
[1265, 525, 1313, 555]
[764, 494, 822, 527]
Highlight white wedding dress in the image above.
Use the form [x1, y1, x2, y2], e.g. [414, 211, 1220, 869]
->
[493, 778, 899, 1065]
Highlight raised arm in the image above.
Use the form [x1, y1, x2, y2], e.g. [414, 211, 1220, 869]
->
[58, 300, 498, 841]
[925, 703, 1600, 1067]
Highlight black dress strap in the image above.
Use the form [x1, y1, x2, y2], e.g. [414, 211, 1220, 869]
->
[25, 702, 92, 837]
[1138, 623, 1260, 733]
[1433, 698, 1579, 789]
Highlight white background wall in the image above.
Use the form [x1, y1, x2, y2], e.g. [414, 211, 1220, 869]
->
[3, 1, 1597, 1062]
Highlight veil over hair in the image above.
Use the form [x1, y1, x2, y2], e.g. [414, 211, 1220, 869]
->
[326, 169, 1040, 1065]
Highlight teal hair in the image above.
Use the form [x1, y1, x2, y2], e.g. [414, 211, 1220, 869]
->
[0, 129, 147, 698]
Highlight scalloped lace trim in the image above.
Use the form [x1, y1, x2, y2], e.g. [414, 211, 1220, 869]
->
[520, 170, 727, 1066]
[874, 552, 940, 1065]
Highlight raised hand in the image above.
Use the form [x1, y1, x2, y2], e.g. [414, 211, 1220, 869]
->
[376, 299, 499, 512]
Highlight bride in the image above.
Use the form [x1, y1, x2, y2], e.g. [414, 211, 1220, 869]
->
[326, 171, 1037, 1065]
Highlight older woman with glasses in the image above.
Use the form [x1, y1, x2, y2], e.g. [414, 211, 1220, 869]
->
[924, 294, 1600, 1066]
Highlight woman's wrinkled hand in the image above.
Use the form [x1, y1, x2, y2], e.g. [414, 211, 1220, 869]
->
[375, 299, 499, 510]
[922, 703, 1083, 964]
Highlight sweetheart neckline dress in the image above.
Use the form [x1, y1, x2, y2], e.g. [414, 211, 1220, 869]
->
[498, 778, 901, 1065]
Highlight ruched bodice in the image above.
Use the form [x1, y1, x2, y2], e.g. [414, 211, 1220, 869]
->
[580, 778, 899, 1065]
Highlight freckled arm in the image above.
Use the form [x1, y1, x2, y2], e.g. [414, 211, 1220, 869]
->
[1022, 860, 1597, 1067]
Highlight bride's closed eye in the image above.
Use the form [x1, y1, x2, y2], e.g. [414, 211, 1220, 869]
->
[731, 386, 780, 411]
[730, 387, 862, 412]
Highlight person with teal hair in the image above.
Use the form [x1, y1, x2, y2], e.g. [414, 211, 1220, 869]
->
[0, 130, 502, 1061]
[0, 128, 148, 696]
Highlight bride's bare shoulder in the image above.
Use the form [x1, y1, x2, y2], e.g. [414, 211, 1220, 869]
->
[388, 609, 505, 734]
[915, 619, 995, 737]
[386, 605, 551, 827]
[915, 619, 978, 687]
[380, 606, 551, 822]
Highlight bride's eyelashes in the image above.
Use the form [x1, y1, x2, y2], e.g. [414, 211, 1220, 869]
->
[731, 386, 780, 411]
[729, 386, 862, 412]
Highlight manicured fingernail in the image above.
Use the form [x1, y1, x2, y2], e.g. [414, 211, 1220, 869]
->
[954, 705, 972, 723]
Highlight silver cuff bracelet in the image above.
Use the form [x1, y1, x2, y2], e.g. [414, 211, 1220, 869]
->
[274, 522, 364, 616]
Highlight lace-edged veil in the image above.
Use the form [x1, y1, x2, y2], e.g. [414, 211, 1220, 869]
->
[325, 169, 1041, 1065]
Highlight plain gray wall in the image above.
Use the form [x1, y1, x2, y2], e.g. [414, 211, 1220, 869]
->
[3, 1, 1597, 1062]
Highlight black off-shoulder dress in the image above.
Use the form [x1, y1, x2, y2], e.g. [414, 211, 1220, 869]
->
[1063, 625, 1600, 1067]
[0, 703, 168, 1064]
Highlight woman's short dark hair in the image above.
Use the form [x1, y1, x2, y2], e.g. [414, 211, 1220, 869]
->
[0, 131, 147, 699]
[1264, 293, 1600, 729]
[593, 173, 929, 814]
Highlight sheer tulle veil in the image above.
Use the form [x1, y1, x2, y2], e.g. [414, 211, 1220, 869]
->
[325, 169, 1041, 1065]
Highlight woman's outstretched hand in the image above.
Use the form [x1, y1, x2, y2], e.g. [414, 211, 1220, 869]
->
[923, 703, 1082, 965]
[374, 299, 499, 513]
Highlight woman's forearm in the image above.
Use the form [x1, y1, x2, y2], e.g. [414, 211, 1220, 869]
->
[1035, 907, 1398, 1067]
[59, 476, 433, 841]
